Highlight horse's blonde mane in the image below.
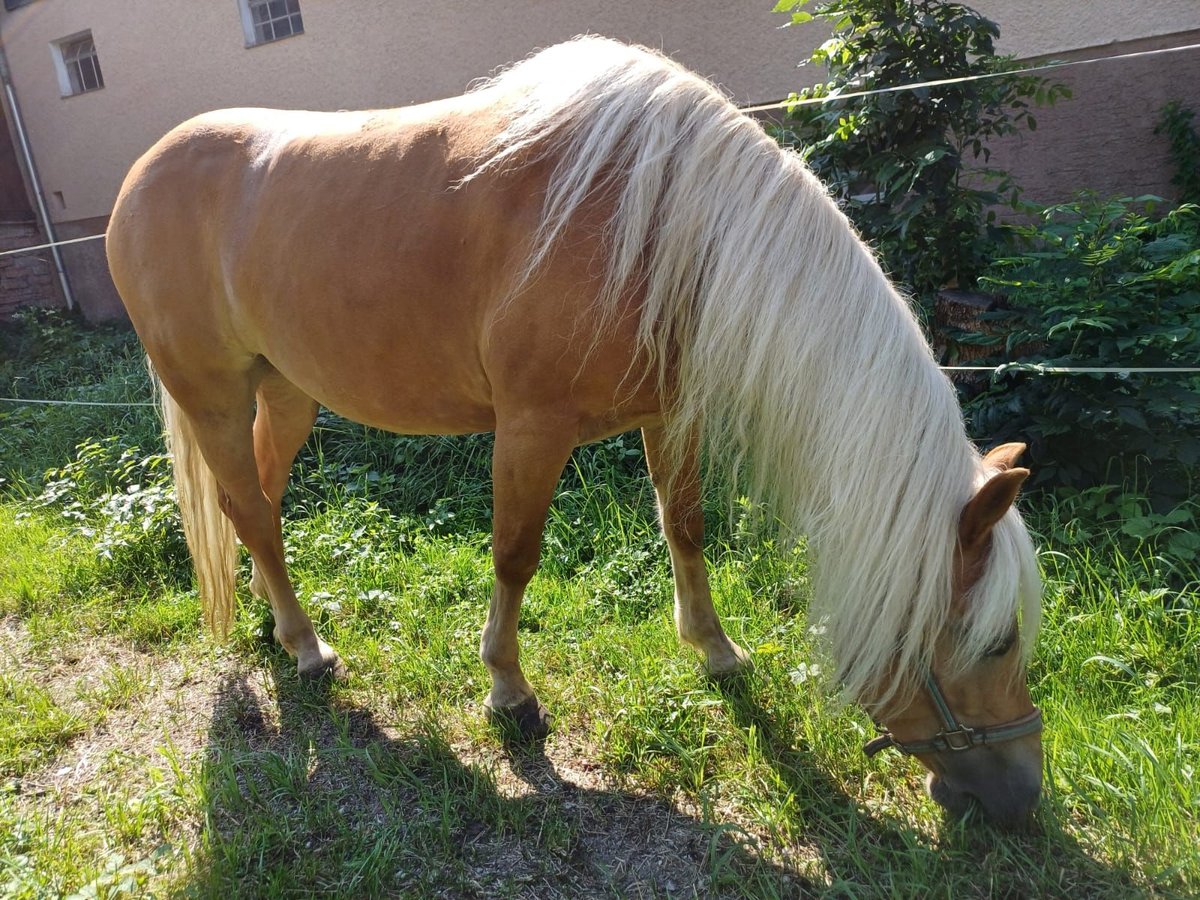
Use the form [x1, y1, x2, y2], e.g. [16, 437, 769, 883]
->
[470, 36, 1041, 711]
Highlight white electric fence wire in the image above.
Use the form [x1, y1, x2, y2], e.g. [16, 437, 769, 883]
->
[0, 232, 106, 258]
[738, 41, 1200, 114]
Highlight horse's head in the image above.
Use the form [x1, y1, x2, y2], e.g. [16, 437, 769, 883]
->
[865, 443, 1043, 828]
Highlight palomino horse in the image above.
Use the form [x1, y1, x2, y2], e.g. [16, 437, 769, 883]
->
[107, 37, 1044, 825]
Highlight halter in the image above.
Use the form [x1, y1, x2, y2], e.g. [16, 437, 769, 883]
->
[863, 673, 1043, 758]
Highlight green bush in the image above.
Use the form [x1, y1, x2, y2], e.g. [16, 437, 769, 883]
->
[960, 196, 1200, 504]
[1030, 485, 1200, 565]
[772, 0, 1067, 305]
[34, 437, 189, 587]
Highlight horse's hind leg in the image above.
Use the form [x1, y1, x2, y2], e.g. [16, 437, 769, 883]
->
[249, 371, 318, 602]
[481, 418, 576, 738]
[169, 368, 341, 678]
[642, 426, 749, 675]
[246, 372, 340, 675]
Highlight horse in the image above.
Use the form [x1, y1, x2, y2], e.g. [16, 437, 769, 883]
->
[106, 36, 1044, 827]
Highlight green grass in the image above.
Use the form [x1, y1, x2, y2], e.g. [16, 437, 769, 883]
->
[1, 310, 1197, 896]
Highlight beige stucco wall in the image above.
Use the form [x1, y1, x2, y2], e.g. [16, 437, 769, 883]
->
[972, 0, 1200, 57]
[7, 1, 1200, 226]
[1, 0, 809, 224]
[987, 32, 1200, 207]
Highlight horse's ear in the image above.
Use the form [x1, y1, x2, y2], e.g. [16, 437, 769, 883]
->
[982, 442, 1026, 472]
[960, 468, 1029, 550]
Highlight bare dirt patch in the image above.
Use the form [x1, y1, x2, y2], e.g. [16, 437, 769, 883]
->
[2, 619, 228, 803]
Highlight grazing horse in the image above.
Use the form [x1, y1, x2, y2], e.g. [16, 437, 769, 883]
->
[107, 36, 1044, 826]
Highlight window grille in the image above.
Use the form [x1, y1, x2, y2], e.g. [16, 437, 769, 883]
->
[248, 0, 304, 45]
[60, 34, 104, 95]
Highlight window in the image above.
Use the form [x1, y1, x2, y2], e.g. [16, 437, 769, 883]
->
[239, 0, 304, 47]
[52, 32, 104, 97]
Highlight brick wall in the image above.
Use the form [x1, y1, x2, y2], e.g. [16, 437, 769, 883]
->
[0, 223, 61, 318]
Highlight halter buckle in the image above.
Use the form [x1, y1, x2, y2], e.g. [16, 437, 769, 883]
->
[937, 726, 978, 752]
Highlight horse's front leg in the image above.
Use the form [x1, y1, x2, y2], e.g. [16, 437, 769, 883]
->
[481, 419, 575, 739]
[642, 426, 750, 675]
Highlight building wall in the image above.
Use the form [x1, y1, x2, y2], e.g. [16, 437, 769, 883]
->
[0, 222, 58, 317]
[966, 1, 1200, 206]
[0, 0, 805, 224]
[986, 31, 1200, 208]
[972, 0, 1200, 57]
[1, 1, 1199, 319]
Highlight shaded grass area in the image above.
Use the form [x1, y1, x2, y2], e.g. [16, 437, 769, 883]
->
[1, 311, 1197, 896]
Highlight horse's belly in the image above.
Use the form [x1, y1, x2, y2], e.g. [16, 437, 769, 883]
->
[291, 367, 496, 436]
[253, 311, 498, 436]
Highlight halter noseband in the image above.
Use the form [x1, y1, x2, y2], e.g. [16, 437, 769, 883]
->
[863, 673, 1043, 758]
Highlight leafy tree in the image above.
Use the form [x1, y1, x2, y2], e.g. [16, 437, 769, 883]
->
[772, 0, 1069, 305]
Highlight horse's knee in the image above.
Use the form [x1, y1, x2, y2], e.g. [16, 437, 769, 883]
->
[492, 540, 540, 588]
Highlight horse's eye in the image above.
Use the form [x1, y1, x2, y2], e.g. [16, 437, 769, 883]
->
[985, 633, 1017, 658]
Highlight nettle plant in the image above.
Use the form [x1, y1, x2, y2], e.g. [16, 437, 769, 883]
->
[961, 197, 1200, 506]
[772, 0, 1068, 305]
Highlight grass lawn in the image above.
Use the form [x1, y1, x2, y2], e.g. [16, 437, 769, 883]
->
[1, 313, 1197, 897]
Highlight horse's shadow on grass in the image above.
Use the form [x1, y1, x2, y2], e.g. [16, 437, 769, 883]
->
[190, 650, 810, 897]
[190, 643, 1133, 897]
[712, 676, 1137, 897]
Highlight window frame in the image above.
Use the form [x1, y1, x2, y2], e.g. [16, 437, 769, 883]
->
[50, 31, 104, 98]
[237, 0, 305, 48]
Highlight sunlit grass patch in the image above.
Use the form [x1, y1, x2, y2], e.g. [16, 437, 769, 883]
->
[1030, 525, 1200, 888]
[0, 672, 90, 778]
[1, 312, 1198, 895]
[3, 480, 1199, 894]
[0, 507, 90, 620]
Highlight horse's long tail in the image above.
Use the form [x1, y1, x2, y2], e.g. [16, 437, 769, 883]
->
[154, 368, 237, 637]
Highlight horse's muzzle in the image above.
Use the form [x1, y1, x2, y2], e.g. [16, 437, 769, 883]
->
[925, 743, 1043, 828]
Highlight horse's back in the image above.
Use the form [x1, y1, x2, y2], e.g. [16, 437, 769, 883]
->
[107, 98, 507, 334]
[108, 94, 648, 434]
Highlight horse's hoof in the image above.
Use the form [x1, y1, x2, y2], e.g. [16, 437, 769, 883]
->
[486, 695, 552, 743]
[705, 641, 753, 678]
[297, 644, 348, 682]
